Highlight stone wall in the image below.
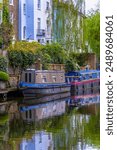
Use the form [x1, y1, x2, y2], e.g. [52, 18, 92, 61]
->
[48, 64, 65, 71]
[9, 75, 19, 87]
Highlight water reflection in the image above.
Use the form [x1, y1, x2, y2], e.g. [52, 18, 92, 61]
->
[0, 91, 100, 150]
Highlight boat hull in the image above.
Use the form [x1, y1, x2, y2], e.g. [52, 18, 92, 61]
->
[21, 83, 71, 98]
[71, 78, 100, 91]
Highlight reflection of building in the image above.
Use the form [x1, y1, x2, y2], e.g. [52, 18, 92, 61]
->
[20, 131, 53, 150]
[19, 0, 52, 44]
[21, 100, 66, 121]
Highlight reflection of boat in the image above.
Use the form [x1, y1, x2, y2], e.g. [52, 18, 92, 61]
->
[21, 92, 70, 104]
[19, 99, 68, 121]
[70, 93, 100, 107]
[66, 70, 100, 91]
[19, 69, 70, 98]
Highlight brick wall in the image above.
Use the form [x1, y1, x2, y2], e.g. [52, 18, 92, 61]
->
[9, 0, 19, 40]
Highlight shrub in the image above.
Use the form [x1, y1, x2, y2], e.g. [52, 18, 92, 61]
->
[0, 55, 8, 72]
[0, 71, 9, 81]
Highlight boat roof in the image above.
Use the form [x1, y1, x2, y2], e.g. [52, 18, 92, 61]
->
[25, 69, 64, 73]
[66, 70, 100, 76]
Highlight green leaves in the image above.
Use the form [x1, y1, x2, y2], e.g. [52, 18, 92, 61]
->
[8, 41, 41, 74]
[52, 0, 85, 52]
[0, 71, 9, 81]
[0, 0, 13, 49]
[84, 11, 100, 57]
[0, 55, 8, 72]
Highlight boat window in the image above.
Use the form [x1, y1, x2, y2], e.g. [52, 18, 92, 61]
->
[61, 76, 63, 81]
[25, 73, 28, 82]
[52, 75, 56, 82]
[29, 73, 32, 82]
[42, 76, 47, 83]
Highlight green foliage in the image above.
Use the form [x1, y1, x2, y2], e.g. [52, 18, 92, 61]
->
[65, 59, 76, 72]
[0, 71, 9, 81]
[52, 0, 85, 52]
[8, 41, 41, 74]
[85, 11, 100, 56]
[42, 43, 67, 64]
[0, 114, 8, 125]
[0, 0, 13, 49]
[0, 55, 8, 72]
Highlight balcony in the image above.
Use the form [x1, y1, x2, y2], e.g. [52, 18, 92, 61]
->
[37, 29, 45, 37]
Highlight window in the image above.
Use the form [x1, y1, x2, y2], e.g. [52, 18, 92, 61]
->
[29, 73, 32, 82]
[9, 0, 13, 5]
[52, 76, 56, 82]
[23, 26, 26, 39]
[25, 73, 27, 82]
[0, 10, 2, 24]
[37, 18, 41, 34]
[37, 18, 41, 30]
[61, 76, 63, 81]
[37, 0, 41, 9]
[10, 12, 13, 24]
[46, 40, 49, 44]
[23, 4, 26, 15]
[47, 20, 49, 33]
[42, 76, 47, 83]
[46, 1, 49, 10]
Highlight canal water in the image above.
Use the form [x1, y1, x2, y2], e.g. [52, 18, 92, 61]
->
[0, 89, 100, 150]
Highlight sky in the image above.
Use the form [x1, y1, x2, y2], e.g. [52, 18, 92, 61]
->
[85, 0, 99, 14]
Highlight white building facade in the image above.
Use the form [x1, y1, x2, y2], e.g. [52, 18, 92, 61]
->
[19, 0, 52, 44]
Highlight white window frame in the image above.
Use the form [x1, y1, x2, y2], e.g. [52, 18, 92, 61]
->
[9, 0, 13, 5]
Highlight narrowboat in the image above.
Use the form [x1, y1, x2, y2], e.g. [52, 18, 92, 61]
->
[65, 70, 100, 91]
[19, 69, 70, 98]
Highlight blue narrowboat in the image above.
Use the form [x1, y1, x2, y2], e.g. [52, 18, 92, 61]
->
[19, 69, 70, 98]
[65, 69, 100, 90]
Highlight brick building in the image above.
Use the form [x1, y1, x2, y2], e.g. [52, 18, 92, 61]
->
[0, 0, 19, 41]
[9, 0, 19, 40]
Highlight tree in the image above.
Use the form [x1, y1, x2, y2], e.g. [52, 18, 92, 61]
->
[42, 43, 67, 64]
[8, 41, 41, 74]
[0, 0, 13, 49]
[84, 10, 100, 57]
[52, 0, 85, 52]
[0, 55, 8, 72]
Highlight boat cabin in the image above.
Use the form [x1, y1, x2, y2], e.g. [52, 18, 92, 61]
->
[65, 70, 100, 83]
[21, 69, 65, 84]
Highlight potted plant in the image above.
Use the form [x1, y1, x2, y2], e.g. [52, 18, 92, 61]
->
[0, 71, 9, 90]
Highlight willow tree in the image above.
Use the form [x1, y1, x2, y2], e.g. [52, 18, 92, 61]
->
[84, 10, 100, 57]
[52, 0, 86, 52]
